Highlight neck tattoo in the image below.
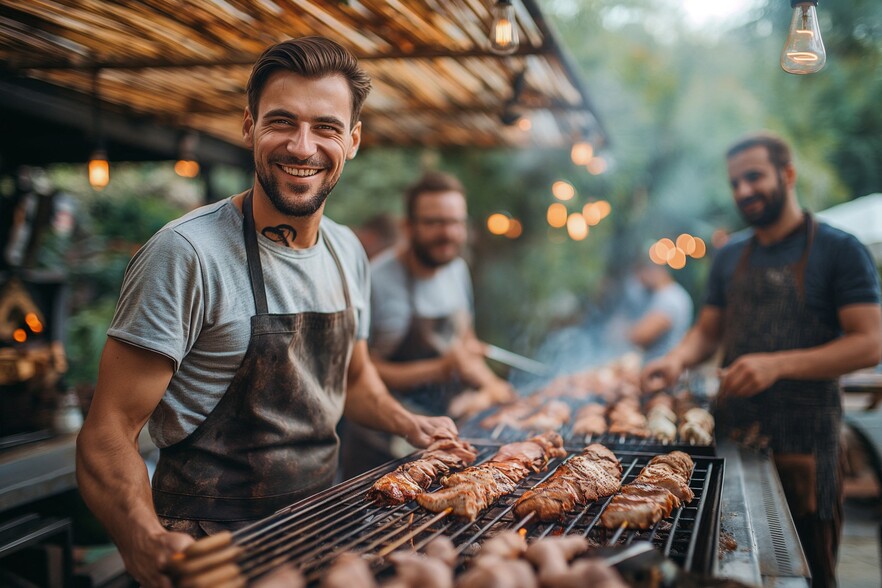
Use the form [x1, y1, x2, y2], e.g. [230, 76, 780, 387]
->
[261, 224, 298, 246]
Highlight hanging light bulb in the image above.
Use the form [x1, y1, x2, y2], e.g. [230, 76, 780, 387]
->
[88, 148, 109, 190]
[781, 1, 826, 74]
[175, 131, 201, 178]
[490, 0, 519, 55]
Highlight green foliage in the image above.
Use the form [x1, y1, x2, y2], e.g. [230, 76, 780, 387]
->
[28, 0, 882, 384]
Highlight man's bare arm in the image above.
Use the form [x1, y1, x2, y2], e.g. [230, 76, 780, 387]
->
[721, 303, 882, 397]
[76, 338, 193, 587]
[346, 340, 455, 446]
[641, 306, 724, 392]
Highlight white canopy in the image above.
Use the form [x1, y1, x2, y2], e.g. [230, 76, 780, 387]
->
[816, 193, 882, 263]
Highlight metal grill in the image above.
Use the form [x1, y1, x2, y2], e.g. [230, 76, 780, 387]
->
[226, 445, 724, 585]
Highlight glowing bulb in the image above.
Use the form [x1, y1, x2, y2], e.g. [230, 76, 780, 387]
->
[547, 203, 568, 228]
[505, 219, 523, 239]
[781, 1, 826, 74]
[88, 149, 109, 190]
[552, 180, 575, 201]
[566, 213, 589, 241]
[570, 142, 593, 166]
[175, 160, 200, 178]
[490, 0, 519, 55]
[487, 213, 511, 235]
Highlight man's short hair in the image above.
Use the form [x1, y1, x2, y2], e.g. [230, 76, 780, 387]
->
[247, 36, 372, 128]
[404, 171, 466, 220]
[725, 131, 792, 171]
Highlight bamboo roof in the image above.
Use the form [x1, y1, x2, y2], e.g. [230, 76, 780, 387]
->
[0, 0, 607, 162]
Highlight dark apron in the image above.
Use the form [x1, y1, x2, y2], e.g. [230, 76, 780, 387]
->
[340, 265, 462, 478]
[153, 191, 355, 535]
[718, 213, 842, 586]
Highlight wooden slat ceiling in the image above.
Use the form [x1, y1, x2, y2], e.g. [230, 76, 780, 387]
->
[0, 0, 607, 155]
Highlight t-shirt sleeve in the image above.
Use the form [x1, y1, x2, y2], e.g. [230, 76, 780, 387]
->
[704, 252, 728, 309]
[107, 229, 204, 371]
[831, 233, 881, 308]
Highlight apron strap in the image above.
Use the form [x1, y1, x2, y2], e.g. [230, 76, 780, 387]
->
[734, 210, 815, 296]
[242, 190, 269, 315]
[242, 190, 352, 314]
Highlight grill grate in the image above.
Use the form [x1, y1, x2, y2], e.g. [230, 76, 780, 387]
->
[457, 396, 717, 454]
[229, 444, 724, 585]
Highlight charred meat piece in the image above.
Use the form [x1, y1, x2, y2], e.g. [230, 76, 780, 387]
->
[513, 443, 622, 522]
[366, 433, 478, 506]
[571, 403, 607, 436]
[416, 432, 566, 520]
[600, 451, 694, 529]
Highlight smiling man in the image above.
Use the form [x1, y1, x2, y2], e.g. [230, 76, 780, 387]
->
[641, 131, 881, 587]
[75, 37, 456, 588]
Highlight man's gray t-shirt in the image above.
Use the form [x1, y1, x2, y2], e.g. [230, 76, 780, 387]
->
[642, 282, 693, 361]
[108, 197, 370, 447]
[368, 250, 473, 358]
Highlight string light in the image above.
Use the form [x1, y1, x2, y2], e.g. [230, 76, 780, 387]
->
[489, 0, 519, 55]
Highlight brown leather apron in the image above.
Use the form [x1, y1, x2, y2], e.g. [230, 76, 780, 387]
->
[718, 213, 842, 586]
[153, 191, 355, 534]
[340, 265, 462, 478]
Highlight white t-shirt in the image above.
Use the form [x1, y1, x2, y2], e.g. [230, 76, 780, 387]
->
[368, 250, 474, 358]
[108, 197, 370, 446]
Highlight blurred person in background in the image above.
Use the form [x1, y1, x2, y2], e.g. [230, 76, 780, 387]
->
[642, 131, 882, 587]
[354, 211, 401, 260]
[75, 36, 455, 588]
[627, 261, 693, 363]
[341, 171, 513, 479]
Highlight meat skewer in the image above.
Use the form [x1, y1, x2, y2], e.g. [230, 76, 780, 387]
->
[366, 432, 478, 506]
[606, 397, 650, 438]
[510, 399, 572, 431]
[417, 432, 566, 520]
[600, 450, 695, 529]
[678, 406, 715, 445]
[571, 403, 607, 437]
[512, 443, 622, 522]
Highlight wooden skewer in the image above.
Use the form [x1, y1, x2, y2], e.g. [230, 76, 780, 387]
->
[376, 507, 452, 558]
[181, 531, 234, 558]
[609, 521, 629, 544]
[167, 545, 243, 577]
[178, 562, 242, 588]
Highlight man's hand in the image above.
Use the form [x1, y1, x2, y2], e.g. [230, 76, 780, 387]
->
[403, 415, 458, 448]
[640, 355, 684, 394]
[122, 528, 194, 588]
[719, 353, 779, 399]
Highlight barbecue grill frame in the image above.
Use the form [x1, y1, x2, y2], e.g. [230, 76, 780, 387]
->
[227, 444, 724, 585]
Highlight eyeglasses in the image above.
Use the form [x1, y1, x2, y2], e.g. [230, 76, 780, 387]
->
[412, 217, 468, 229]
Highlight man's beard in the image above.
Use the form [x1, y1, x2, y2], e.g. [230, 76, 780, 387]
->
[255, 159, 335, 217]
[738, 172, 786, 227]
[412, 238, 458, 269]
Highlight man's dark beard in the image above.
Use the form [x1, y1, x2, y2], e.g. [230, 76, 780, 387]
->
[412, 239, 455, 269]
[739, 172, 786, 227]
[256, 160, 334, 217]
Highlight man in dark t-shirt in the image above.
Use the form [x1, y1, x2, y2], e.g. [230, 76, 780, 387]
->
[641, 131, 881, 588]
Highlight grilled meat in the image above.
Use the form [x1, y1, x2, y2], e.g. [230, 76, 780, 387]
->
[571, 403, 607, 436]
[416, 432, 566, 520]
[513, 444, 622, 522]
[600, 451, 694, 529]
[678, 407, 715, 445]
[510, 400, 572, 431]
[607, 398, 650, 438]
[366, 433, 478, 506]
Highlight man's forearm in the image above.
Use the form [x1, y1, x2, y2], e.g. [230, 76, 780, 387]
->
[774, 332, 881, 380]
[76, 429, 165, 554]
[372, 357, 451, 392]
[668, 327, 720, 369]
